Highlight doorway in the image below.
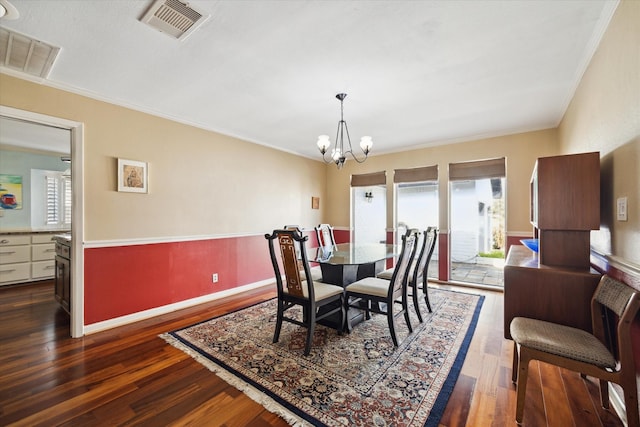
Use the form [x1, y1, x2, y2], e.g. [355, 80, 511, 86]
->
[449, 177, 505, 287]
[0, 106, 84, 337]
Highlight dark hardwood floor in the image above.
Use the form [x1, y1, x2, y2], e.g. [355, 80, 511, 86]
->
[0, 280, 625, 426]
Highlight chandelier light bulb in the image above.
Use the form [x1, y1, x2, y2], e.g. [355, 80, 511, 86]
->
[331, 147, 342, 162]
[359, 136, 373, 154]
[317, 135, 331, 154]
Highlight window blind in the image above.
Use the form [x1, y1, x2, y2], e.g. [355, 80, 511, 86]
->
[350, 171, 386, 187]
[393, 165, 438, 183]
[448, 157, 506, 181]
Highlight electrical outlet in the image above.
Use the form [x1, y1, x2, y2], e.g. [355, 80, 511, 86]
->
[212, 273, 219, 283]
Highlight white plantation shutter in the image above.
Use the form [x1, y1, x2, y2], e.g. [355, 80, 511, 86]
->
[44, 172, 71, 226]
[45, 175, 59, 224]
[63, 176, 72, 225]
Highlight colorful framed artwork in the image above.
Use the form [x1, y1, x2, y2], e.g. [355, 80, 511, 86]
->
[117, 158, 148, 193]
[0, 174, 23, 209]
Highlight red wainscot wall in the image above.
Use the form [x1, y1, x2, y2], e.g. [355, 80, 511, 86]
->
[83, 234, 274, 325]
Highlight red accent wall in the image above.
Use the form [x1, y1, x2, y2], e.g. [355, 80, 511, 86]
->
[84, 235, 273, 324]
[333, 229, 350, 244]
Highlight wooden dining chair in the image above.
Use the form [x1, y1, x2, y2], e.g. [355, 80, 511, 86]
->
[284, 224, 322, 281]
[315, 223, 337, 248]
[378, 227, 438, 322]
[344, 229, 419, 347]
[265, 229, 345, 356]
[510, 275, 640, 426]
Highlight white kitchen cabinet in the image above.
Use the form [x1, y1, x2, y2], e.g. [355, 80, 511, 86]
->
[0, 232, 64, 285]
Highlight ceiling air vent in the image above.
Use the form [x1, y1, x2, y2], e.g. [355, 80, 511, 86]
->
[0, 27, 60, 78]
[140, 0, 209, 41]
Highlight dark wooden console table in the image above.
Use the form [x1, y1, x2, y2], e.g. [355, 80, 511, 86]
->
[503, 245, 601, 339]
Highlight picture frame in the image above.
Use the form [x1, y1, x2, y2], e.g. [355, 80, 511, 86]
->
[117, 158, 148, 193]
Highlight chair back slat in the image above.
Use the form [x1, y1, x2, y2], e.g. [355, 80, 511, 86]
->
[412, 227, 438, 285]
[315, 223, 337, 248]
[278, 234, 305, 297]
[390, 229, 419, 296]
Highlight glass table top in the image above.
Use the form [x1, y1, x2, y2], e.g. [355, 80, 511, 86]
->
[313, 243, 399, 265]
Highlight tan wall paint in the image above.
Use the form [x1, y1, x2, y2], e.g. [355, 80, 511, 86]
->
[325, 129, 558, 234]
[558, 0, 639, 266]
[0, 74, 327, 240]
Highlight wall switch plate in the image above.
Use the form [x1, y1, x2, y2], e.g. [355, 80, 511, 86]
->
[617, 197, 628, 221]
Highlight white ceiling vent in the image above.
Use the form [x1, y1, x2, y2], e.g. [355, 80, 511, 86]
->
[0, 27, 60, 78]
[140, 0, 209, 41]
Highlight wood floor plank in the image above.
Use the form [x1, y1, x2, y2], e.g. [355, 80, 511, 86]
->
[0, 281, 626, 426]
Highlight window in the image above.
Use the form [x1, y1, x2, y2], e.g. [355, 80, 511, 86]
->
[45, 171, 71, 226]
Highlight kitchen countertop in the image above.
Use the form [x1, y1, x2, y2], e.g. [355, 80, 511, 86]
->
[54, 233, 72, 244]
[0, 229, 70, 235]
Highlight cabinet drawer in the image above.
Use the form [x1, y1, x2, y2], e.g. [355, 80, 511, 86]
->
[55, 243, 71, 259]
[0, 245, 30, 264]
[0, 235, 30, 246]
[0, 263, 30, 283]
[31, 234, 58, 244]
[32, 260, 56, 279]
[32, 243, 57, 261]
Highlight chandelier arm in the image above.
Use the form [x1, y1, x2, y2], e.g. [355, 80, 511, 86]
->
[342, 120, 368, 163]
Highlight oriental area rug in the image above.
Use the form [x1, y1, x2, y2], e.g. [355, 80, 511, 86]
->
[162, 288, 484, 427]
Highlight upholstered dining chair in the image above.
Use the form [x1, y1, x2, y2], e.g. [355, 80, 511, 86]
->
[284, 225, 322, 282]
[510, 275, 640, 426]
[378, 227, 438, 322]
[315, 223, 337, 248]
[344, 229, 419, 347]
[265, 229, 345, 356]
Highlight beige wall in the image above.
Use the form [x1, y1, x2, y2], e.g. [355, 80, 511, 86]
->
[558, 0, 639, 266]
[0, 75, 327, 241]
[325, 129, 559, 235]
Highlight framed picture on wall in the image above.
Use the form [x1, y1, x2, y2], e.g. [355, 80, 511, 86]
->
[117, 158, 148, 193]
[0, 174, 23, 209]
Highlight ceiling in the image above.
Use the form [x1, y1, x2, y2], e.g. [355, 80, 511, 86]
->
[0, 0, 618, 161]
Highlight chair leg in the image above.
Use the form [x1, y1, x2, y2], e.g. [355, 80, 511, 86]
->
[338, 295, 346, 334]
[304, 309, 316, 356]
[515, 348, 532, 424]
[403, 299, 413, 333]
[622, 377, 640, 427]
[424, 285, 432, 313]
[387, 309, 399, 347]
[598, 379, 610, 409]
[273, 304, 284, 343]
[511, 342, 519, 383]
[412, 286, 424, 323]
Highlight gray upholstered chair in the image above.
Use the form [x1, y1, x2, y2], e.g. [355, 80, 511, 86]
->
[344, 229, 419, 347]
[510, 275, 640, 426]
[265, 228, 345, 356]
[378, 227, 438, 322]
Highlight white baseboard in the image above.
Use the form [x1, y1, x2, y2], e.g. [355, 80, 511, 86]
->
[83, 279, 273, 334]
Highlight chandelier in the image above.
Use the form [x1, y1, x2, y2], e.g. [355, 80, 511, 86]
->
[317, 93, 372, 169]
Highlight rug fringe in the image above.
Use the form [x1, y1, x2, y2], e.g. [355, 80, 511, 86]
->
[160, 333, 311, 427]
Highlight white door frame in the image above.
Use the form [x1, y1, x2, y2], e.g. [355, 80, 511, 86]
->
[0, 106, 85, 338]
